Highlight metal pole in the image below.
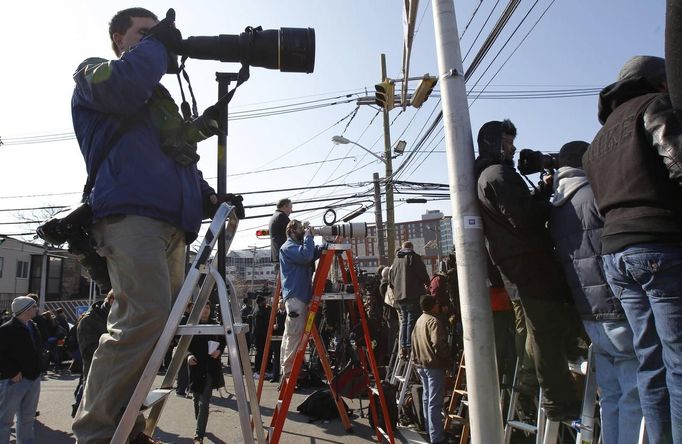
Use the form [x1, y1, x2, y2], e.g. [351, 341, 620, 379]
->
[431, 1, 504, 442]
[373, 172, 387, 265]
[216, 72, 239, 282]
[39, 244, 47, 312]
[250, 245, 257, 292]
[380, 54, 396, 265]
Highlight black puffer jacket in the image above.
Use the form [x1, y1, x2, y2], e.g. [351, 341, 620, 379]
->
[476, 122, 570, 301]
[549, 167, 625, 320]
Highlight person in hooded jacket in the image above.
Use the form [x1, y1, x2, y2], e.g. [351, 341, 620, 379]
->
[389, 241, 431, 358]
[187, 302, 226, 444]
[549, 141, 641, 444]
[475, 119, 581, 421]
[583, 55, 682, 444]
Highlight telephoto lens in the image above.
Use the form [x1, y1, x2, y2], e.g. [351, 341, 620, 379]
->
[179, 27, 315, 73]
[316, 222, 367, 240]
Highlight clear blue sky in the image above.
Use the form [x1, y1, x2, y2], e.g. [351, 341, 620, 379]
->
[0, 0, 666, 251]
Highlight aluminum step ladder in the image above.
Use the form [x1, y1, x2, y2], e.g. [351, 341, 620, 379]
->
[110, 203, 265, 444]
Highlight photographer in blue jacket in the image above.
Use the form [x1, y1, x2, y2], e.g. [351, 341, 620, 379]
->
[70, 8, 220, 444]
[278, 219, 323, 381]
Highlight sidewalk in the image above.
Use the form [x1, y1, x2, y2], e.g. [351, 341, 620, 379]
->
[27, 370, 422, 443]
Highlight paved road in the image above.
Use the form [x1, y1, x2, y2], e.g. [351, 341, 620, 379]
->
[22, 370, 425, 444]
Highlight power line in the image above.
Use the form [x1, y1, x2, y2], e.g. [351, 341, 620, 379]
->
[467, 0, 542, 94]
[462, 0, 503, 63]
[460, 0, 485, 39]
[469, 0, 559, 108]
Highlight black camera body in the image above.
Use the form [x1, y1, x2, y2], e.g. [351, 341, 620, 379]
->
[518, 149, 558, 175]
[36, 205, 112, 292]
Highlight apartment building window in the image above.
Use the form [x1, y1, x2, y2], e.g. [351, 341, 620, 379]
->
[16, 260, 29, 279]
[0, 257, 3, 278]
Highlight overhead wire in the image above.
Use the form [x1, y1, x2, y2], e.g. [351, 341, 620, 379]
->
[462, 0, 503, 63]
[392, 0, 558, 180]
[469, 0, 559, 108]
[460, 0, 486, 39]
[466, 0, 542, 94]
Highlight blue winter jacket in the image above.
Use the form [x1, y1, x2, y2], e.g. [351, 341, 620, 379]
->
[549, 167, 625, 321]
[71, 37, 214, 242]
[279, 234, 322, 304]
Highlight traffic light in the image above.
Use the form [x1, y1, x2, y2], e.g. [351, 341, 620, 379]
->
[411, 75, 438, 108]
[374, 80, 395, 111]
[255, 229, 270, 239]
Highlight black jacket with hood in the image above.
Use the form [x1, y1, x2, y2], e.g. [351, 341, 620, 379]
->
[475, 121, 571, 301]
[583, 78, 682, 254]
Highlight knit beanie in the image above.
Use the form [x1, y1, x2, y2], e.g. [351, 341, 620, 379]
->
[617, 56, 666, 86]
[12, 296, 36, 317]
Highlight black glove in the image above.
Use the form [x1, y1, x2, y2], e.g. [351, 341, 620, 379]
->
[204, 193, 245, 220]
[222, 193, 245, 220]
[147, 9, 182, 73]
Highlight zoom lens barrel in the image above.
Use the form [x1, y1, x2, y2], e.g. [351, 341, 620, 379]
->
[179, 27, 315, 73]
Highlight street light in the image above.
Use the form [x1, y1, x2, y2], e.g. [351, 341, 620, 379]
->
[331, 135, 385, 163]
[332, 136, 407, 159]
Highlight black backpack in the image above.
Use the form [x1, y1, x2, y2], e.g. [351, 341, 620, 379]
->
[368, 382, 399, 431]
[297, 388, 349, 421]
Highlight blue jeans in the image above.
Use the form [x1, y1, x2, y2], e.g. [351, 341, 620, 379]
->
[603, 243, 682, 444]
[0, 377, 41, 444]
[582, 320, 641, 444]
[417, 367, 445, 443]
[398, 300, 421, 349]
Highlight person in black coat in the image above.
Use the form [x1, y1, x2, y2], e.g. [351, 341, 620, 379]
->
[0, 295, 42, 443]
[475, 119, 581, 421]
[268, 198, 292, 263]
[252, 296, 271, 377]
[187, 302, 226, 444]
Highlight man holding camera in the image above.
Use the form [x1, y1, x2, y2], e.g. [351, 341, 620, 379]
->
[278, 219, 323, 381]
[70, 8, 222, 444]
[474, 120, 581, 421]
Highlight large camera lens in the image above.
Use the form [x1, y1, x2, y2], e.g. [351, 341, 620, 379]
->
[316, 222, 367, 240]
[179, 27, 315, 73]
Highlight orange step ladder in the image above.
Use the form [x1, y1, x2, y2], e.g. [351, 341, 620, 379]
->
[266, 242, 396, 444]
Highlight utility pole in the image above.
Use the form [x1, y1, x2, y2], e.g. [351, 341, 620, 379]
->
[372, 172, 386, 265]
[249, 245, 257, 293]
[39, 243, 48, 313]
[380, 54, 396, 264]
[432, 0, 504, 443]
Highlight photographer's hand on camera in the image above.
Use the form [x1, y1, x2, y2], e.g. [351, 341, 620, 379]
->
[203, 193, 245, 220]
[532, 172, 554, 201]
[147, 8, 182, 73]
